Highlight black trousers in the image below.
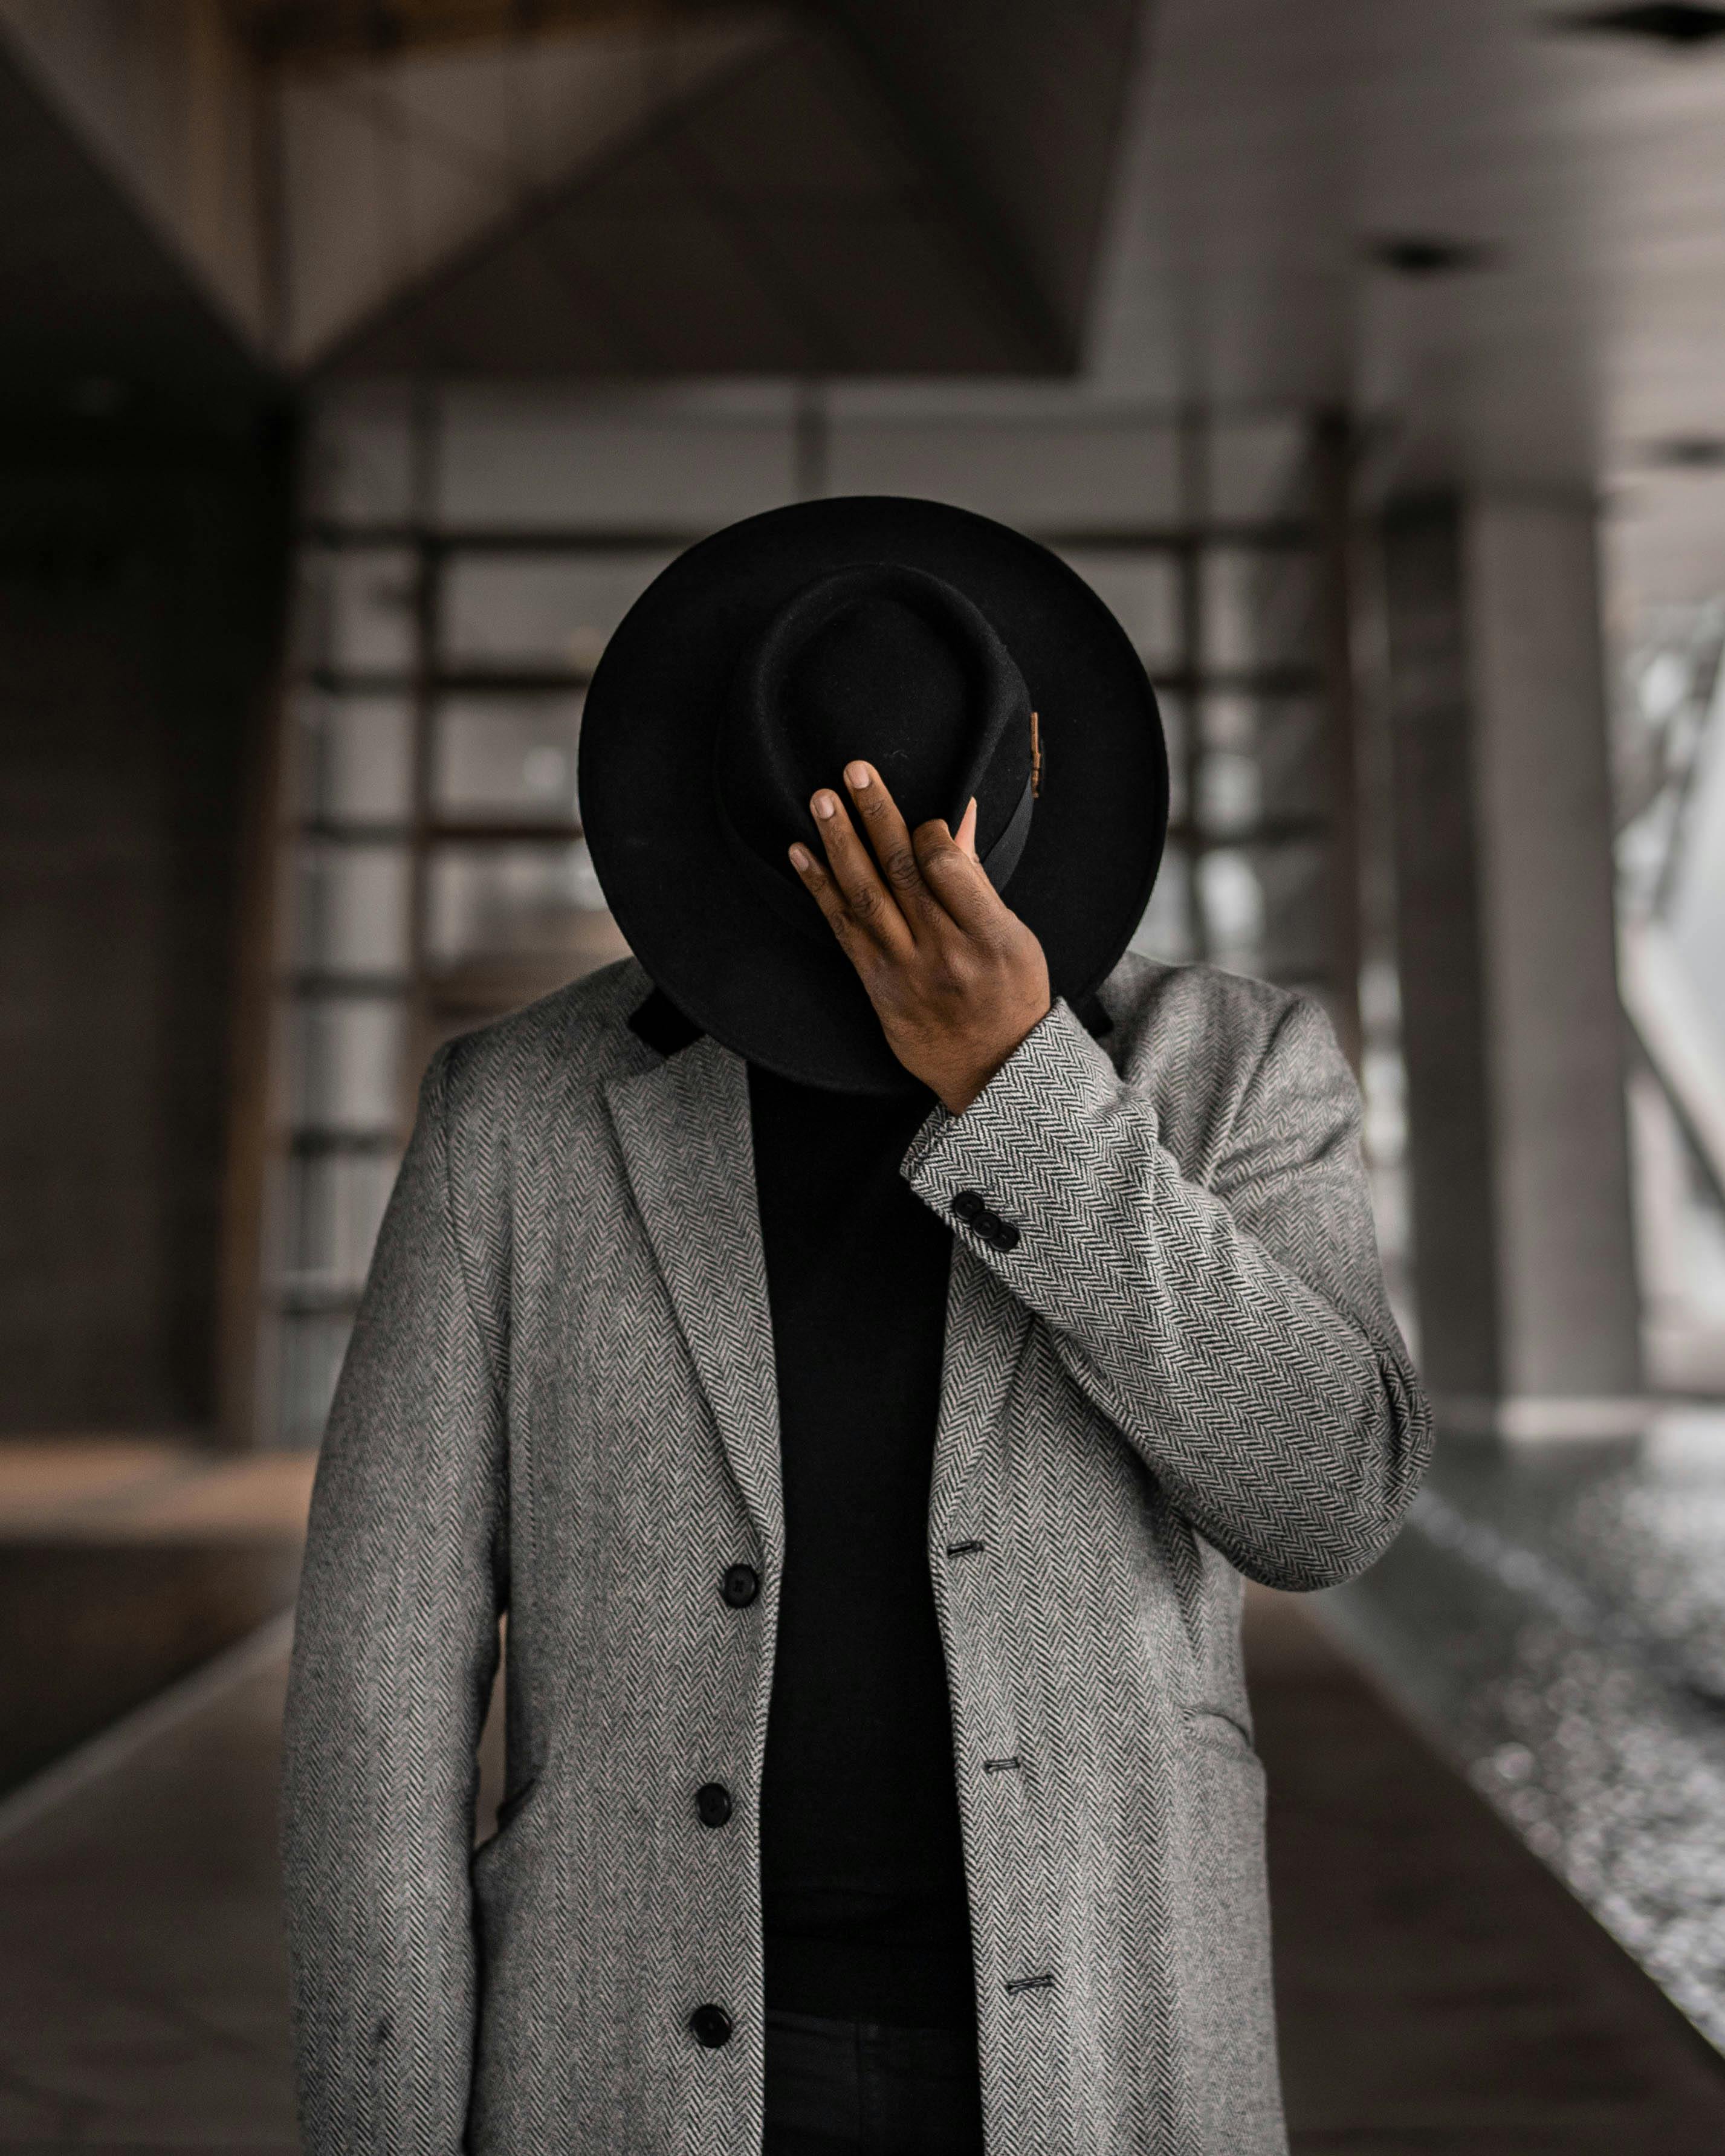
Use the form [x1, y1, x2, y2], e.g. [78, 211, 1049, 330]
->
[761, 2007, 986, 2155]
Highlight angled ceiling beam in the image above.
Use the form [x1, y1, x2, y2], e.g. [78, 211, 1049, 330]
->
[309, 2, 1148, 380]
[227, 0, 738, 70]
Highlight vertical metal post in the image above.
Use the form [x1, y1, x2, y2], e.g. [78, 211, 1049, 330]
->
[1315, 409, 1364, 1071]
[404, 379, 441, 1135]
[1176, 406, 1208, 962]
[794, 379, 830, 502]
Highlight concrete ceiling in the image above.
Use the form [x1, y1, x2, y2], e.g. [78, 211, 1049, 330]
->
[0, 35, 266, 418]
[0, 0, 1143, 385]
[1088, 0, 1725, 603]
[8, 0, 1725, 618]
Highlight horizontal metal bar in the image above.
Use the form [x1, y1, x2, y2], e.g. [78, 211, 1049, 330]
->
[300, 523, 695, 555]
[302, 662, 1316, 700]
[1151, 667, 1321, 698]
[1042, 523, 1316, 554]
[286, 1130, 403, 1159]
[285, 970, 413, 999]
[293, 819, 415, 845]
[425, 818, 585, 844]
[1165, 815, 1330, 850]
[305, 667, 591, 695]
[299, 520, 1318, 557]
[294, 817, 585, 845]
[273, 1284, 367, 1318]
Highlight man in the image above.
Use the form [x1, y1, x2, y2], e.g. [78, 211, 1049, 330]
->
[282, 497, 1430, 2156]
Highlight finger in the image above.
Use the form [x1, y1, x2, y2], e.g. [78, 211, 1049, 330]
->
[844, 761, 940, 929]
[912, 817, 1010, 936]
[788, 841, 877, 968]
[809, 788, 913, 951]
[955, 796, 979, 861]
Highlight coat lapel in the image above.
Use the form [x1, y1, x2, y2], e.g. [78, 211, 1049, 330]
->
[604, 1037, 784, 1570]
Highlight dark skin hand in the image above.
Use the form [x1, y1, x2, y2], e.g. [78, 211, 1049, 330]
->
[789, 759, 1052, 1115]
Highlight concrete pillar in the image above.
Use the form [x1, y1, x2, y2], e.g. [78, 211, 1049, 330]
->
[1380, 495, 1642, 1439]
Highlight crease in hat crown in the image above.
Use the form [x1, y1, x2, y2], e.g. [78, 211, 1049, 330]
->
[714, 562, 1036, 926]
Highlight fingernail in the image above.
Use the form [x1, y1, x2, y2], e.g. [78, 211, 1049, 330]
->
[814, 793, 836, 820]
[846, 762, 872, 789]
[789, 843, 810, 870]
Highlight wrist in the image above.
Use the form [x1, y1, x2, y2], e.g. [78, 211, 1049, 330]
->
[937, 1000, 1052, 1116]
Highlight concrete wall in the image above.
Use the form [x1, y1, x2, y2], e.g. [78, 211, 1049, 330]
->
[1382, 493, 1643, 1437]
[0, 422, 288, 1435]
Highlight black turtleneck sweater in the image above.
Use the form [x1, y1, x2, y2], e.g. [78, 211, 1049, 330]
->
[626, 989, 979, 2033]
[746, 1063, 978, 2033]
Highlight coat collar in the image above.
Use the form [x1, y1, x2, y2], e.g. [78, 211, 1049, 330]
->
[605, 986, 1037, 1553]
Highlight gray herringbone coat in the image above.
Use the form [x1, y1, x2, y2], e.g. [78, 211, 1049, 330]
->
[281, 951, 1429, 2156]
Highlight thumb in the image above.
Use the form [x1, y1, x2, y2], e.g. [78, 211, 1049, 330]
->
[956, 797, 979, 861]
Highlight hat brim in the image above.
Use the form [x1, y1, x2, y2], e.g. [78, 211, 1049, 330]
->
[578, 496, 1168, 1093]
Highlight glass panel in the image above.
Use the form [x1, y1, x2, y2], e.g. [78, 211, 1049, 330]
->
[1197, 847, 1264, 971]
[281, 1153, 399, 1296]
[1157, 691, 1190, 824]
[437, 397, 797, 529]
[1196, 750, 1261, 840]
[1257, 697, 1328, 822]
[296, 694, 413, 823]
[1255, 841, 1329, 981]
[1208, 418, 1310, 522]
[424, 840, 619, 966]
[1057, 551, 1182, 675]
[288, 998, 406, 1133]
[294, 844, 413, 974]
[830, 417, 1182, 528]
[432, 695, 584, 821]
[1131, 845, 1192, 962]
[297, 546, 418, 672]
[441, 554, 675, 670]
[303, 391, 415, 522]
[279, 1312, 355, 1448]
[1200, 692, 1256, 752]
[1203, 549, 1316, 673]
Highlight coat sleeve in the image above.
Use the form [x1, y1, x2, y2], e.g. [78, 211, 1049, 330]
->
[280, 1042, 506, 2155]
[902, 993, 1431, 1591]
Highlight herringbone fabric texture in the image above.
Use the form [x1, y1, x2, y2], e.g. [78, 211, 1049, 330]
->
[281, 951, 1430, 2156]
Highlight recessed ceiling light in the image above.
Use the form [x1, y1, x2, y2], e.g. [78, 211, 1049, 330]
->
[1645, 435, 1725, 467]
[1553, 5, 1725, 46]
[1362, 235, 1498, 276]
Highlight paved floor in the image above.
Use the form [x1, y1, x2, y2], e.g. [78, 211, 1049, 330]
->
[2, 1564, 1723, 2151]
[0, 1442, 315, 1795]
[1251, 1590, 1725, 2154]
[1324, 1410, 1725, 2052]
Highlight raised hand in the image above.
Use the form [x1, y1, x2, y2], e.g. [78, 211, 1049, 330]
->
[789, 759, 1052, 1113]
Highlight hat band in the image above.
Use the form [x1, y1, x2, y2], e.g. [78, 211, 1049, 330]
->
[714, 772, 1035, 945]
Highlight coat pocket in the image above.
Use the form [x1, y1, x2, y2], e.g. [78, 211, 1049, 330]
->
[1174, 1709, 1286, 2156]
[493, 1777, 538, 1834]
[473, 1776, 538, 1882]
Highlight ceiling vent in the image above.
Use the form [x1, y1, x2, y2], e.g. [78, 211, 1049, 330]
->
[1362, 235, 1498, 276]
[1645, 435, 1725, 467]
[1554, 5, 1725, 45]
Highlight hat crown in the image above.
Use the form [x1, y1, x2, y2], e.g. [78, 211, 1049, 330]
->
[719, 563, 1033, 886]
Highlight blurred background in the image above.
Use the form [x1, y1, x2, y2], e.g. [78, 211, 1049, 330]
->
[5, 1, 1725, 2149]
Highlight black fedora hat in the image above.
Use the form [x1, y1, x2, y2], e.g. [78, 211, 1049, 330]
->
[578, 496, 1167, 1093]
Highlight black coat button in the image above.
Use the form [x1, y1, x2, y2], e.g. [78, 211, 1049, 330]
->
[695, 1781, 733, 1827]
[977, 1208, 1020, 1251]
[690, 2002, 733, 2048]
[721, 1563, 760, 1608]
[951, 1190, 986, 1224]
